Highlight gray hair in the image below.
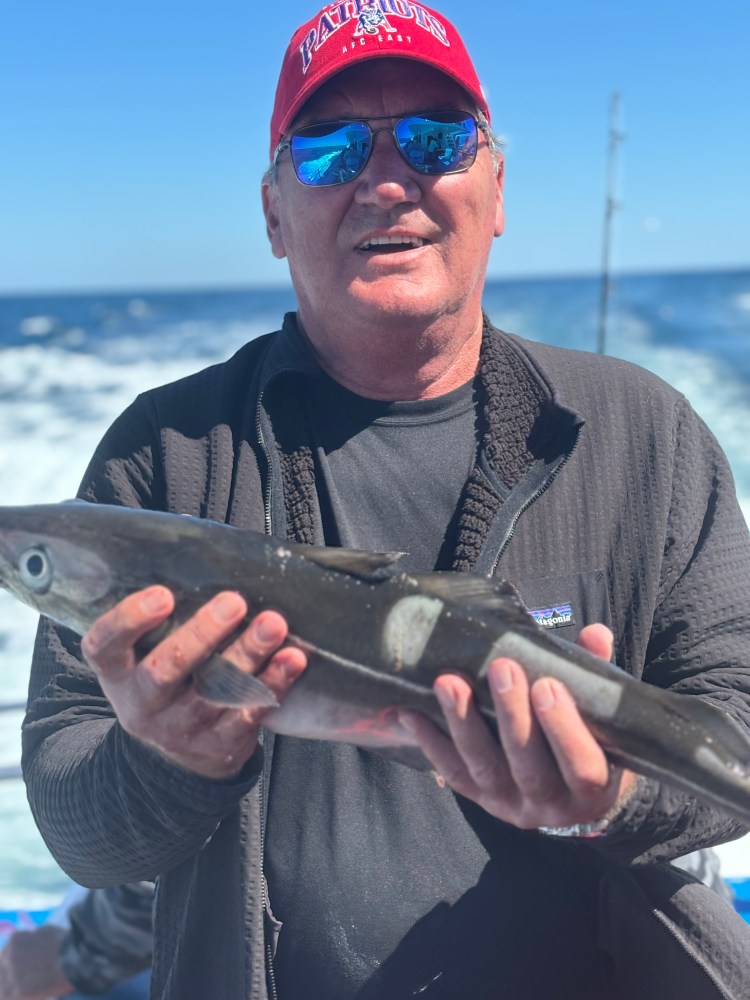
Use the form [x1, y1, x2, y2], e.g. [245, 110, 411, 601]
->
[263, 106, 503, 186]
[476, 109, 504, 177]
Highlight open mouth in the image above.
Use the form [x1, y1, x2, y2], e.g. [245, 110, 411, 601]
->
[358, 235, 427, 254]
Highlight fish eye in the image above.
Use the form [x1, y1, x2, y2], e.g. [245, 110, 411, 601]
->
[18, 546, 53, 593]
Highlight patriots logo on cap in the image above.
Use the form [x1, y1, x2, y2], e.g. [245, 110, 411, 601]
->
[529, 604, 575, 629]
[298, 2, 451, 75]
[355, 3, 396, 35]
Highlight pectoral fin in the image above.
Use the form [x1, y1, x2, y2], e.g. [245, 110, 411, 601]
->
[194, 653, 280, 709]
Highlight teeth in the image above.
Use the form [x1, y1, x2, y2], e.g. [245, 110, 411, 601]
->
[359, 235, 426, 250]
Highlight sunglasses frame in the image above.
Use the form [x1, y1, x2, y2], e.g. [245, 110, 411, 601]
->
[273, 109, 485, 188]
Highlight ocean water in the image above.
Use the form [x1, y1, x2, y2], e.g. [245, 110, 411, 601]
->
[0, 270, 749, 907]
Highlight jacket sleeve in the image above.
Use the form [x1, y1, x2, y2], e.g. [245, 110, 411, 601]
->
[591, 396, 750, 864]
[59, 882, 154, 994]
[21, 396, 262, 886]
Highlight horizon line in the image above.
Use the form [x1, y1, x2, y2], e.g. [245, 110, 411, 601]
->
[1, 263, 748, 301]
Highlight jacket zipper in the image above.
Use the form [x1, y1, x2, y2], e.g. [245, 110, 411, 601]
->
[256, 372, 282, 998]
[255, 391, 273, 536]
[491, 429, 581, 575]
[652, 906, 729, 998]
[259, 769, 279, 1000]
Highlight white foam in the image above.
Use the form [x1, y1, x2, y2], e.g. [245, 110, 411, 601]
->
[127, 298, 152, 319]
[0, 319, 263, 505]
[19, 315, 58, 338]
[602, 313, 750, 527]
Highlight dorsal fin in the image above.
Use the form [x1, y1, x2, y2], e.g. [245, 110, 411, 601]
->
[302, 545, 404, 581]
[409, 573, 532, 623]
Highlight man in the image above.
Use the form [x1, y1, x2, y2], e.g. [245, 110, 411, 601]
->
[22, 3, 750, 998]
[0, 883, 152, 1000]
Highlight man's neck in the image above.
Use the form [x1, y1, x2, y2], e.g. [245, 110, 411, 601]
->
[296, 312, 484, 401]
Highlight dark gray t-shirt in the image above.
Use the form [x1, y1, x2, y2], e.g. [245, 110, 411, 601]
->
[266, 374, 487, 997]
[265, 375, 611, 998]
[308, 371, 478, 569]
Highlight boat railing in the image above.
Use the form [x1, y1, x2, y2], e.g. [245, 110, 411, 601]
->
[0, 702, 26, 714]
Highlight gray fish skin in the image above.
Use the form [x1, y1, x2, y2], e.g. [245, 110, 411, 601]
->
[1, 501, 750, 826]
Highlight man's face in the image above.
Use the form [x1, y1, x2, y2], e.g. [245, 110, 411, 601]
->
[263, 59, 504, 341]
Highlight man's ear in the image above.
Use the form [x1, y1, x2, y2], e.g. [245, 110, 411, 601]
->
[261, 178, 287, 260]
[494, 154, 505, 238]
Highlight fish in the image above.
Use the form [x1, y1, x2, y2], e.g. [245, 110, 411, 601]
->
[1, 500, 750, 825]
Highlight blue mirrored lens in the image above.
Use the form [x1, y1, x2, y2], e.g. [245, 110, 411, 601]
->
[287, 113, 479, 187]
[290, 121, 372, 187]
[394, 113, 478, 174]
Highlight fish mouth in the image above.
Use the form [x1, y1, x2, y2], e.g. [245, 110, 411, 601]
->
[358, 234, 428, 254]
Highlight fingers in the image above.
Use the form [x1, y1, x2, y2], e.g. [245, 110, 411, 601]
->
[83, 589, 251, 713]
[145, 592, 249, 690]
[222, 611, 299, 688]
[250, 646, 308, 703]
[577, 623, 613, 661]
[198, 619, 305, 721]
[530, 677, 614, 801]
[402, 627, 628, 828]
[222, 610, 307, 709]
[433, 675, 512, 796]
[0, 925, 71, 999]
[83, 590, 306, 722]
[489, 659, 565, 804]
[151, 615, 306, 780]
[82, 585, 175, 674]
[82, 591, 307, 780]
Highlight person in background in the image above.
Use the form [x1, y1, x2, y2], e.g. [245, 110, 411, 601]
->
[21, 3, 750, 998]
[0, 883, 152, 1000]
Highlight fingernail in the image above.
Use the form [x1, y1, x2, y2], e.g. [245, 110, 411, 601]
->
[534, 679, 556, 711]
[435, 683, 457, 713]
[255, 613, 283, 644]
[491, 660, 514, 694]
[279, 647, 306, 680]
[143, 588, 171, 614]
[212, 592, 244, 623]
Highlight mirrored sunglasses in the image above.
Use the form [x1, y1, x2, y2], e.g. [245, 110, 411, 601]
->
[274, 111, 480, 188]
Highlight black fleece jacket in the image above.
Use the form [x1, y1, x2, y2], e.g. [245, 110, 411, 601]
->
[22, 317, 750, 999]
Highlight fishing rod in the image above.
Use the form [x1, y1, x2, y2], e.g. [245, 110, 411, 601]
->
[597, 92, 624, 356]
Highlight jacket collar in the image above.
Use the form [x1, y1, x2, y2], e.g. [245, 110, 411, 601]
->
[257, 312, 321, 394]
[255, 311, 585, 568]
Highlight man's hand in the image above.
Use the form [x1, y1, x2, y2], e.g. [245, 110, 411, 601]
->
[81, 587, 306, 781]
[400, 624, 636, 830]
[0, 925, 73, 1000]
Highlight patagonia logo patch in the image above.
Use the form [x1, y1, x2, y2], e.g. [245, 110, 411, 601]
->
[529, 603, 575, 629]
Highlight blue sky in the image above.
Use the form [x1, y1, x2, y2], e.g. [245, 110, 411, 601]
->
[1, 0, 748, 293]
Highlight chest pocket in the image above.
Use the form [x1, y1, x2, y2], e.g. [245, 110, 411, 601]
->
[510, 569, 613, 649]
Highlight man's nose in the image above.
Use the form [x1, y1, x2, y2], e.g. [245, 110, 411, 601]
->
[353, 129, 422, 208]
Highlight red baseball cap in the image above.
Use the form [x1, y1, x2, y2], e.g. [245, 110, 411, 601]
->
[269, 2, 489, 160]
